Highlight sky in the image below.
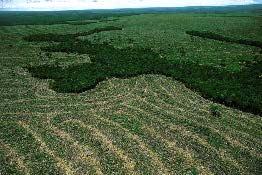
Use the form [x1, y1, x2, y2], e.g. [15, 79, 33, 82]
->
[1, 0, 262, 10]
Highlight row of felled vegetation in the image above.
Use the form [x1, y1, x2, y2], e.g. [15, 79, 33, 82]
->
[25, 27, 262, 115]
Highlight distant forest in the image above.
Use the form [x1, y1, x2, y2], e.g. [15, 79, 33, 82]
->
[0, 4, 261, 26]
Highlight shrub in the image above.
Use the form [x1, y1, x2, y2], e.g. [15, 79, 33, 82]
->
[210, 105, 222, 117]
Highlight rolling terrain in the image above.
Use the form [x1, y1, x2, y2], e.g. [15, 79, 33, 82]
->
[0, 7, 262, 175]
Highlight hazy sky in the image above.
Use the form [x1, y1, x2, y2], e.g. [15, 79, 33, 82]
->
[2, 0, 262, 10]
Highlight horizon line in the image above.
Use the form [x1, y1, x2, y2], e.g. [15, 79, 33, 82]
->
[0, 3, 261, 12]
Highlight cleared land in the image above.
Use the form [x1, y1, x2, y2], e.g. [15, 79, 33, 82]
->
[0, 9, 262, 175]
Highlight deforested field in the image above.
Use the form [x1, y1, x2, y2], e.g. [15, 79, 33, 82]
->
[0, 6, 262, 175]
